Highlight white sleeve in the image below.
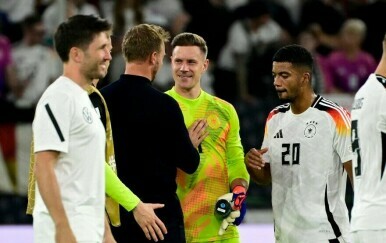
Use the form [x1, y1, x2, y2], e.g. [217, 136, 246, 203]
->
[333, 108, 353, 164]
[377, 91, 386, 133]
[33, 91, 72, 153]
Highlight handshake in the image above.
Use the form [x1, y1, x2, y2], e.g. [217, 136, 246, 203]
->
[214, 186, 247, 236]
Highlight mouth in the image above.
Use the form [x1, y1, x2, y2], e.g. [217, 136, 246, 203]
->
[178, 74, 192, 79]
[276, 88, 287, 93]
[101, 61, 110, 68]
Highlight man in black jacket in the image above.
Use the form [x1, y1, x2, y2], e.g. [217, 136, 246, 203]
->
[100, 24, 201, 243]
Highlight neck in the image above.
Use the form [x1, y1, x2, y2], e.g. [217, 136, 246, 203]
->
[343, 46, 360, 59]
[290, 90, 317, 114]
[23, 38, 35, 47]
[375, 52, 386, 76]
[175, 84, 201, 99]
[124, 62, 153, 81]
[63, 64, 90, 90]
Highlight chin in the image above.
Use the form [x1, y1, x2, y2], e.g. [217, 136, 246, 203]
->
[278, 96, 293, 103]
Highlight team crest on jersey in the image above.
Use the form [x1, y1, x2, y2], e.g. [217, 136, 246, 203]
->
[82, 107, 93, 124]
[304, 120, 317, 138]
[207, 112, 221, 129]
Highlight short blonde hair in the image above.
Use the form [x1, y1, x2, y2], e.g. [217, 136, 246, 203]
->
[341, 18, 367, 40]
[122, 24, 170, 62]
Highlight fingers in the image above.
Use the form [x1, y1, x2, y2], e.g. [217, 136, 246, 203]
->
[154, 218, 167, 241]
[259, 147, 268, 154]
[142, 226, 151, 241]
[229, 210, 241, 219]
[137, 203, 167, 242]
[141, 218, 166, 242]
[188, 119, 209, 149]
[218, 219, 229, 236]
[188, 120, 200, 132]
[150, 203, 165, 209]
[245, 147, 268, 170]
[155, 216, 167, 234]
[189, 119, 206, 132]
[147, 214, 166, 242]
[193, 119, 208, 135]
[218, 227, 226, 236]
[147, 224, 161, 242]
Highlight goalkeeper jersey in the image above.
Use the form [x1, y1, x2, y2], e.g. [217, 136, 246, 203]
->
[166, 88, 249, 242]
[262, 95, 352, 243]
[350, 74, 386, 232]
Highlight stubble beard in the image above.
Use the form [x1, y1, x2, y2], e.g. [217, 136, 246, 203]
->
[151, 61, 161, 81]
[277, 92, 293, 104]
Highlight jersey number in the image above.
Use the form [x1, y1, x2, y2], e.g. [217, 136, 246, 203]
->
[351, 120, 362, 176]
[282, 143, 300, 165]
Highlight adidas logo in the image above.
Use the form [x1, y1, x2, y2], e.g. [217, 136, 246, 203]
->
[274, 129, 283, 138]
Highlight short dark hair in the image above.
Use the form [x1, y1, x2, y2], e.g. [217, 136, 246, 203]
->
[171, 32, 208, 58]
[122, 24, 170, 62]
[272, 44, 314, 72]
[54, 15, 112, 62]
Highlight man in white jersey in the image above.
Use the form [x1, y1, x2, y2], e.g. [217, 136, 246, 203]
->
[245, 44, 354, 243]
[350, 34, 386, 243]
[32, 15, 112, 243]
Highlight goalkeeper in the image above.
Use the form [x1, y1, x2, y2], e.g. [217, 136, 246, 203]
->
[165, 32, 250, 243]
[27, 82, 167, 242]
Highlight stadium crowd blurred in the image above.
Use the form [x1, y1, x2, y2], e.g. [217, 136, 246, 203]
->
[0, 0, 384, 224]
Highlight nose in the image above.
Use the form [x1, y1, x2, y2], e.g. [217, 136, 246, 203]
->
[105, 49, 112, 61]
[180, 63, 189, 71]
[273, 76, 281, 87]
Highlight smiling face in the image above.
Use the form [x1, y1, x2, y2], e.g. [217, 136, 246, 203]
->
[80, 31, 112, 82]
[171, 45, 208, 94]
[272, 61, 309, 103]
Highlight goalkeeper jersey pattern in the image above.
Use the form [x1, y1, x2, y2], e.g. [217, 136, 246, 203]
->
[166, 88, 249, 242]
[350, 74, 386, 232]
[262, 95, 352, 243]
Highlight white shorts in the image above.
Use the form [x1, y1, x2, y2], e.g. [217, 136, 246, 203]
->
[352, 230, 386, 243]
[33, 211, 103, 243]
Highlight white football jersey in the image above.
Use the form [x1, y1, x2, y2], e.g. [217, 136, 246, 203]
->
[350, 74, 386, 232]
[32, 77, 106, 242]
[262, 95, 353, 242]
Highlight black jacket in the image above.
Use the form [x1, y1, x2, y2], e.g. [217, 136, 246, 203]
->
[100, 74, 199, 242]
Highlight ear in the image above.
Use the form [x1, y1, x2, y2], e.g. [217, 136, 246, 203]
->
[302, 72, 311, 86]
[203, 58, 209, 72]
[150, 51, 157, 65]
[69, 47, 83, 63]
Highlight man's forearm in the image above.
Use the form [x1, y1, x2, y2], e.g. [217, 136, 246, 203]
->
[103, 213, 116, 242]
[105, 163, 140, 212]
[343, 161, 354, 188]
[35, 152, 70, 228]
[247, 165, 272, 186]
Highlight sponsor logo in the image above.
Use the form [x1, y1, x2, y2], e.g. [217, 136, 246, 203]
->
[274, 129, 283, 138]
[83, 107, 93, 124]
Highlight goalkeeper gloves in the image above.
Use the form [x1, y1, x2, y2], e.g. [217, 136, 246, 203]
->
[215, 185, 247, 235]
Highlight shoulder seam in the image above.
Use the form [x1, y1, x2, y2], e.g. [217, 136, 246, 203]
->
[316, 98, 351, 129]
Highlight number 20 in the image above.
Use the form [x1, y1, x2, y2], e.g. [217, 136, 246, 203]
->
[282, 143, 300, 165]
